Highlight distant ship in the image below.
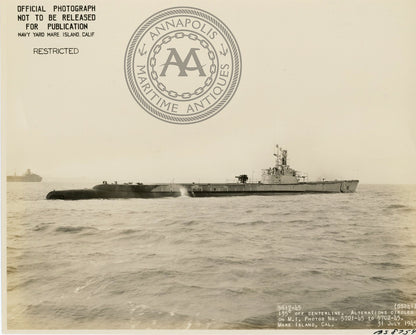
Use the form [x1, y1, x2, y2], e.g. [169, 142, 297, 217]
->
[46, 145, 358, 200]
[7, 169, 42, 182]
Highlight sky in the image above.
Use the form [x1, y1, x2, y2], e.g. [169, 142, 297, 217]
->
[3, 0, 416, 184]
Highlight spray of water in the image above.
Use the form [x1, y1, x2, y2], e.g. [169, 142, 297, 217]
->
[179, 187, 189, 197]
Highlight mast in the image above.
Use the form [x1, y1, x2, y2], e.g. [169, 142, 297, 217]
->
[273, 144, 281, 168]
[273, 145, 288, 168]
[282, 150, 287, 166]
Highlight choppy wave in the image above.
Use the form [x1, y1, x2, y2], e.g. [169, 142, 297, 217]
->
[6, 183, 416, 329]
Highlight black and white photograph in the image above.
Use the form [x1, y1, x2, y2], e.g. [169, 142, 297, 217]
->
[2, 0, 416, 333]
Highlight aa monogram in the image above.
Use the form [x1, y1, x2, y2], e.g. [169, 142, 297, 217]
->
[124, 7, 242, 124]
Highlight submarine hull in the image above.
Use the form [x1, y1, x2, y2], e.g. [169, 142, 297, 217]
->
[46, 189, 183, 200]
[46, 180, 359, 200]
[46, 184, 183, 200]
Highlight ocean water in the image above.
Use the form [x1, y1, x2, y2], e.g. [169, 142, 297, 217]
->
[6, 182, 416, 329]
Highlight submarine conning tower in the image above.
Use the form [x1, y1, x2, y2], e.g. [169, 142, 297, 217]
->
[261, 145, 300, 184]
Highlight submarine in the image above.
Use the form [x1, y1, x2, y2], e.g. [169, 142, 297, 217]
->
[46, 145, 359, 200]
